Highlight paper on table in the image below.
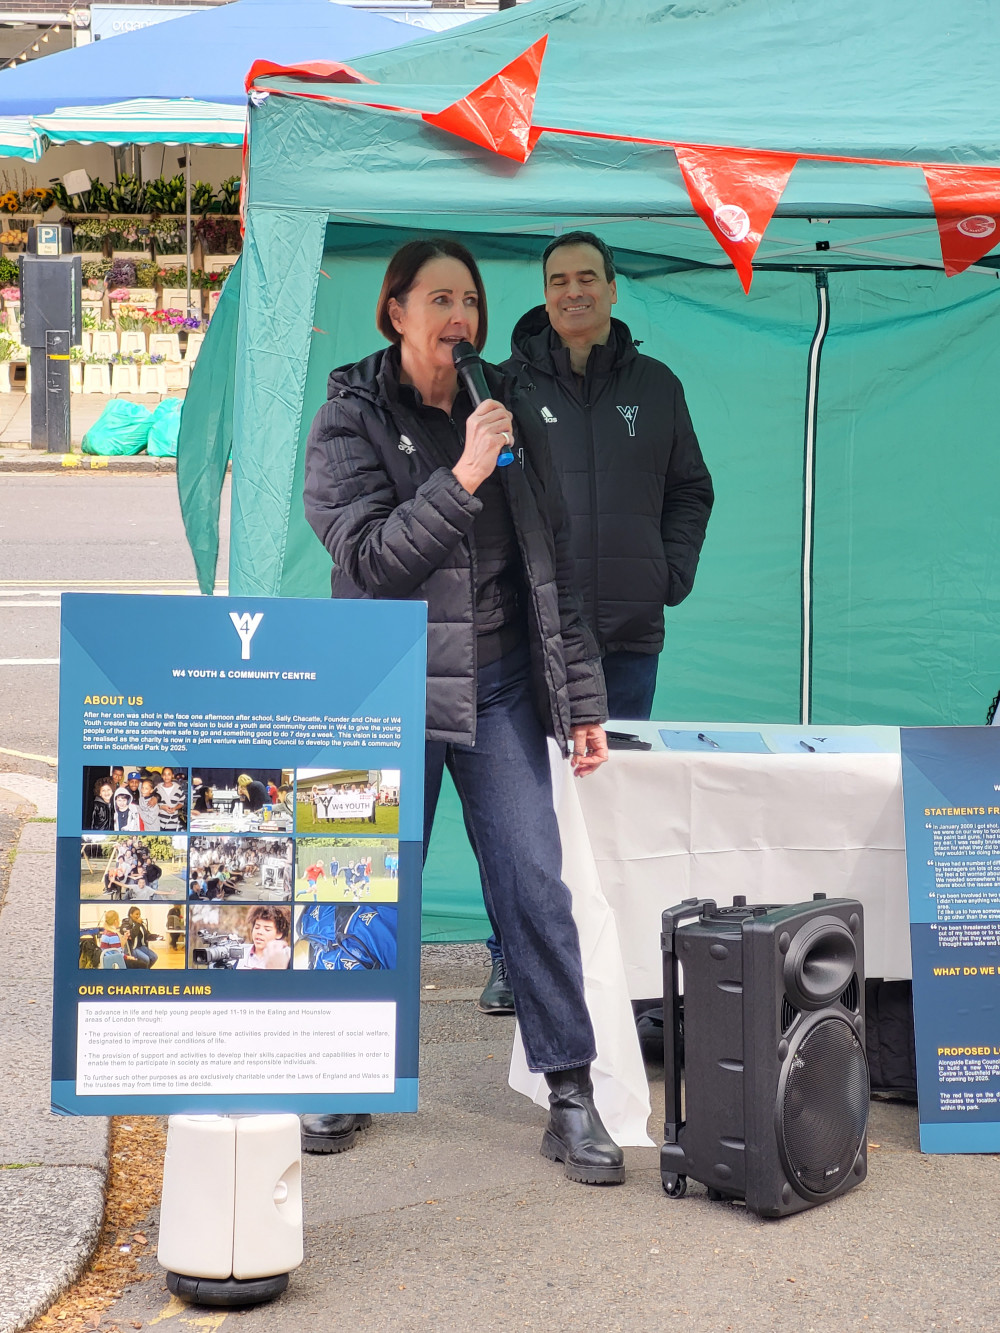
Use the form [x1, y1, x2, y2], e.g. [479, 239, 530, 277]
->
[659, 729, 770, 753]
[766, 732, 891, 754]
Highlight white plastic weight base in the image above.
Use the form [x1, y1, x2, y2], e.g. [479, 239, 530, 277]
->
[158, 1114, 303, 1305]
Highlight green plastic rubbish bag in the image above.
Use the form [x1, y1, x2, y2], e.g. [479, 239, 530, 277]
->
[147, 397, 183, 458]
[81, 400, 152, 456]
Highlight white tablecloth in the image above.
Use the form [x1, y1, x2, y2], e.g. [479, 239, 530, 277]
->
[508, 721, 909, 1147]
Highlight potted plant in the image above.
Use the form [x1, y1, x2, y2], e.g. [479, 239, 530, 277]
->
[0, 332, 19, 392]
[0, 285, 19, 337]
[150, 216, 187, 257]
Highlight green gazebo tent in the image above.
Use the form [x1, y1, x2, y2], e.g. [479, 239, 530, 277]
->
[178, 0, 1000, 938]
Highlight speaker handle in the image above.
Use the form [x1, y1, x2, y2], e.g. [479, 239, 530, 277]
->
[661, 899, 716, 1143]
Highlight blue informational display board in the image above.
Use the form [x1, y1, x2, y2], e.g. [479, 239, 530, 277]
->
[53, 594, 426, 1117]
[901, 727, 1000, 1152]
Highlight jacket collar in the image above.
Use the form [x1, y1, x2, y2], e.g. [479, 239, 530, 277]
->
[510, 306, 638, 382]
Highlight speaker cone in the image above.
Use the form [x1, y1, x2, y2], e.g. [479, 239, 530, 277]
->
[779, 1015, 869, 1197]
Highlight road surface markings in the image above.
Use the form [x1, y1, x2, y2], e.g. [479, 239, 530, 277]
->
[0, 744, 57, 765]
[0, 657, 59, 665]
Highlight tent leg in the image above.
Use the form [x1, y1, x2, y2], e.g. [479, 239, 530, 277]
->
[185, 143, 192, 319]
[800, 270, 829, 726]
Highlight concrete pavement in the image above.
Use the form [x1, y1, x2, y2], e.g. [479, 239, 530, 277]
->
[0, 773, 109, 1333]
[0, 392, 191, 470]
[4, 756, 1000, 1332]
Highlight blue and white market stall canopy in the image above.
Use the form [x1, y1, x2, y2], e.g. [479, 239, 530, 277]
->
[32, 99, 247, 147]
[0, 116, 43, 161]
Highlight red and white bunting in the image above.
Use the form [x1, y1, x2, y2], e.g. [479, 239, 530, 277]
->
[922, 166, 1000, 277]
[423, 36, 548, 164]
[674, 145, 796, 292]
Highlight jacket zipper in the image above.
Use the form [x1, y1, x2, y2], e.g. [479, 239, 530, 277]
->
[500, 459, 567, 751]
[584, 396, 599, 639]
[448, 413, 479, 747]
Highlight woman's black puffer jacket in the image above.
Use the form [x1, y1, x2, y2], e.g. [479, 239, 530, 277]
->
[304, 347, 606, 748]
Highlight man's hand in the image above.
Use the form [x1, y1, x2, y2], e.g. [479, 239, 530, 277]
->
[570, 724, 608, 777]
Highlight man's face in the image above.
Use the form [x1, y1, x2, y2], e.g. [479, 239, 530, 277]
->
[251, 917, 280, 952]
[544, 243, 617, 347]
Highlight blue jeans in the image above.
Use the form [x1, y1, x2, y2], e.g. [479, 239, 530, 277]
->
[132, 945, 158, 967]
[602, 649, 659, 721]
[483, 648, 660, 965]
[424, 644, 596, 1073]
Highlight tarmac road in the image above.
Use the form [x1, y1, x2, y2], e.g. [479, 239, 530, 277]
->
[0, 473, 230, 778]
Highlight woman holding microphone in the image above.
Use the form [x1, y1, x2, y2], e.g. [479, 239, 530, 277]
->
[303, 239, 621, 1185]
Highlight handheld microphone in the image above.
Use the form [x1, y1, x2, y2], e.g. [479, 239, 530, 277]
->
[452, 340, 514, 467]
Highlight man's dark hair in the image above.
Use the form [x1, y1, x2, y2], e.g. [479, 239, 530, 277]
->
[247, 903, 290, 941]
[542, 231, 616, 284]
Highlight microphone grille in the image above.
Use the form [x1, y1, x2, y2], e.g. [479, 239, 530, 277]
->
[451, 340, 478, 367]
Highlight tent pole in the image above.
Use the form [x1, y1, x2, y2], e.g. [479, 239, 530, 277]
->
[800, 270, 829, 727]
[185, 144, 192, 318]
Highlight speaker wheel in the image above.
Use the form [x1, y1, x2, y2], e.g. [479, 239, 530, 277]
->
[662, 1172, 687, 1198]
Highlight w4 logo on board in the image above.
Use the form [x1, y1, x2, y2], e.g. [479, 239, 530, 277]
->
[616, 405, 639, 437]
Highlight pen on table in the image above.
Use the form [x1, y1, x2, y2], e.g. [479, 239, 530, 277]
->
[697, 733, 721, 749]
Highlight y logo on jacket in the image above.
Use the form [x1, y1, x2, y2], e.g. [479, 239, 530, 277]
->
[616, 405, 640, 437]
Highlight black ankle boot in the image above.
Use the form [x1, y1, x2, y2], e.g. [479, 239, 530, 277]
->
[300, 1113, 372, 1155]
[541, 1065, 625, 1185]
[478, 956, 515, 1015]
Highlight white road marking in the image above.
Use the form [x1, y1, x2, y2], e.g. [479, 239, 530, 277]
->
[0, 658, 59, 665]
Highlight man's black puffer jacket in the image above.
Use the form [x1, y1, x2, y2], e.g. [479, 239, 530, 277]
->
[503, 309, 714, 656]
[303, 347, 607, 748]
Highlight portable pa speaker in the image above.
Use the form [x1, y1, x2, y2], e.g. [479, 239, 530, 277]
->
[660, 894, 869, 1218]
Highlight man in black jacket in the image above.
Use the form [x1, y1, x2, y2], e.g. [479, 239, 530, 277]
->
[478, 233, 714, 1016]
[504, 231, 713, 721]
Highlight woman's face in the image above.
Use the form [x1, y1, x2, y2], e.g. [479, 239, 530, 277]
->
[99, 783, 113, 802]
[389, 256, 480, 373]
[128, 909, 140, 922]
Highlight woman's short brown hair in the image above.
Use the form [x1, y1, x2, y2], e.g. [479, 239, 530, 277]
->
[376, 238, 488, 352]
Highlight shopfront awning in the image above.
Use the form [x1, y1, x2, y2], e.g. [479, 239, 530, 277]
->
[0, 115, 44, 161]
[32, 98, 246, 147]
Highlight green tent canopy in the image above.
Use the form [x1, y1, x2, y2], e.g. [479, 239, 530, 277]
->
[179, 0, 1000, 939]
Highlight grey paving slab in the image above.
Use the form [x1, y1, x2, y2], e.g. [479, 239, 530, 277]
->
[0, 1166, 106, 1333]
[9, 816, 56, 852]
[0, 800, 110, 1333]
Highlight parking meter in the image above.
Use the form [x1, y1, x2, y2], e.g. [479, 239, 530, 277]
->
[19, 224, 82, 452]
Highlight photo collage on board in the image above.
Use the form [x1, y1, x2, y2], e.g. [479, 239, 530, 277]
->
[78, 765, 401, 974]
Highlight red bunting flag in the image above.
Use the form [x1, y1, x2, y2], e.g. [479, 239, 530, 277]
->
[922, 166, 1000, 277]
[422, 36, 548, 164]
[674, 145, 796, 292]
[244, 59, 374, 92]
